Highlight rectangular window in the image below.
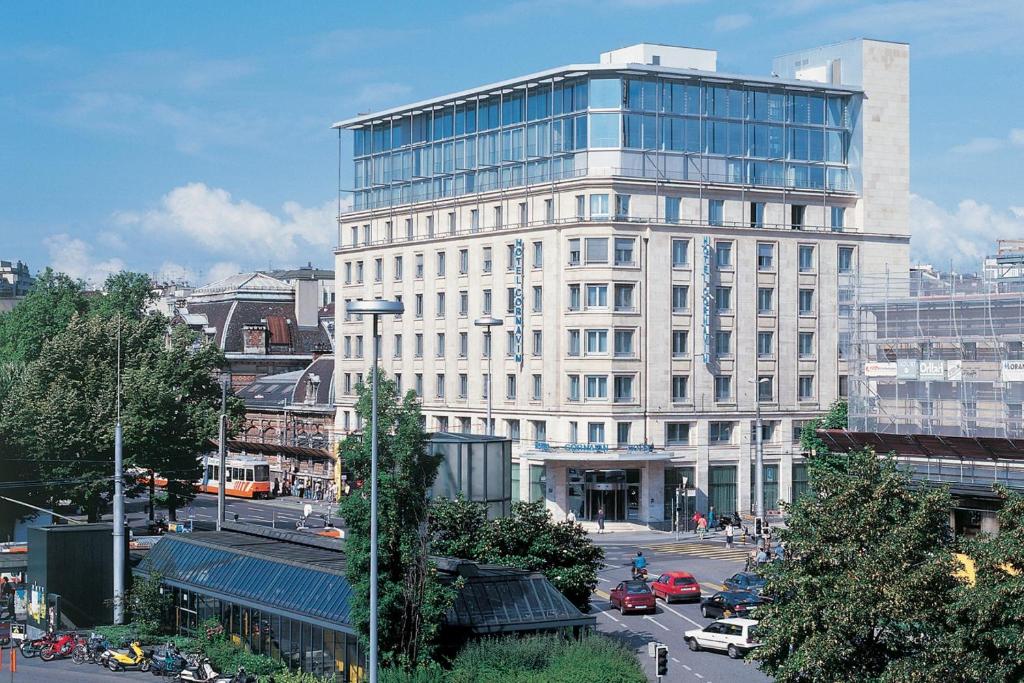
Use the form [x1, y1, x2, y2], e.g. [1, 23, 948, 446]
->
[532, 374, 542, 401]
[839, 374, 849, 398]
[568, 329, 581, 357]
[758, 375, 774, 401]
[672, 239, 689, 267]
[672, 285, 688, 313]
[436, 292, 446, 318]
[568, 421, 578, 443]
[588, 422, 605, 444]
[507, 287, 516, 314]
[613, 375, 634, 402]
[393, 334, 402, 359]
[518, 201, 528, 226]
[545, 198, 554, 222]
[614, 237, 635, 265]
[568, 374, 581, 401]
[532, 285, 543, 312]
[838, 246, 855, 273]
[614, 329, 634, 357]
[709, 422, 733, 444]
[708, 199, 723, 226]
[586, 284, 608, 308]
[459, 331, 468, 357]
[482, 289, 492, 314]
[831, 206, 845, 231]
[614, 194, 631, 219]
[506, 330, 515, 357]
[436, 251, 446, 277]
[405, 218, 414, 239]
[614, 283, 635, 311]
[750, 202, 765, 228]
[470, 209, 479, 232]
[374, 258, 383, 282]
[799, 375, 814, 400]
[715, 286, 732, 312]
[458, 291, 468, 316]
[715, 242, 732, 268]
[791, 204, 805, 229]
[385, 220, 393, 242]
[532, 241, 543, 268]
[757, 331, 773, 358]
[414, 373, 423, 397]
[436, 373, 445, 398]
[426, 215, 434, 237]
[533, 420, 547, 443]
[757, 287, 774, 313]
[436, 333, 446, 358]
[575, 194, 585, 219]
[585, 237, 609, 263]
[568, 284, 581, 310]
[616, 422, 631, 447]
[757, 243, 774, 270]
[532, 330, 543, 356]
[448, 212, 456, 234]
[665, 196, 681, 223]
[590, 194, 609, 219]
[394, 255, 403, 280]
[459, 248, 469, 274]
[671, 375, 688, 402]
[672, 330, 688, 357]
[506, 374, 517, 400]
[715, 330, 731, 357]
[799, 332, 814, 358]
[458, 373, 468, 398]
[585, 329, 608, 354]
[666, 422, 690, 446]
[714, 376, 732, 402]
[799, 244, 814, 272]
[355, 336, 364, 357]
[585, 375, 608, 399]
[344, 262, 351, 284]
[414, 333, 423, 358]
[506, 243, 516, 271]
[799, 289, 815, 315]
[568, 238, 581, 265]
[482, 246, 492, 273]
[415, 253, 424, 279]
[414, 293, 423, 318]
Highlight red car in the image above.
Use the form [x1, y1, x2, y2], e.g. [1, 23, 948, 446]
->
[609, 580, 656, 614]
[651, 571, 702, 603]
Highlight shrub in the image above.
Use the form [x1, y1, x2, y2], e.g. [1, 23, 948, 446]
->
[379, 663, 446, 683]
[257, 672, 336, 683]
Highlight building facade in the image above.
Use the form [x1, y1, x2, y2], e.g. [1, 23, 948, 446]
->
[0, 260, 34, 313]
[333, 39, 911, 524]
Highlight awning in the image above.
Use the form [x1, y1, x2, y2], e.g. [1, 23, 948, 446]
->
[209, 439, 333, 460]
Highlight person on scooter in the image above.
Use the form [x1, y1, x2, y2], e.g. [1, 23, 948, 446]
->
[631, 551, 648, 579]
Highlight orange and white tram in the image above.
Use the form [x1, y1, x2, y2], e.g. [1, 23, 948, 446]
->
[198, 455, 272, 499]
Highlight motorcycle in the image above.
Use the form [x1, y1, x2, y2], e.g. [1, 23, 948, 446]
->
[71, 632, 113, 665]
[100, 639, 151, 672]
[147, 643, 198, 677]
[40, 631, 81, 661]
[175, 656, 235, 682]
[18, 631, 56, 658]
[631, 566, 649, 581]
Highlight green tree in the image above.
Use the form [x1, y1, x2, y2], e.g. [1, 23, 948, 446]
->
[337, 372, 454, 670]
[429, 498, 604, 612]
[0, 268, 87, 365]
[799, 398, 848, 455]
[91, 271, 156, 321]
[754, 448, 957, 683]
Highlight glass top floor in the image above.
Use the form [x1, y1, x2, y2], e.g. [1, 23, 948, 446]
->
[341, 68, 861, 213]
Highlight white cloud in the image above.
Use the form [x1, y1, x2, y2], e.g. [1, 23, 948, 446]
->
[713, 13, 753, 31]
[154, 262, 196, 284]
[951, 128, 1024, 155]
[910, 193, 1024, 271]
[114, 183, 339, 262]
[43, 234, 125, 286]
[203, 261, 243, 286]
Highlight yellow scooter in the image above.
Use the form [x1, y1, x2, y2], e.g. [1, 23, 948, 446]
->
[100, 640, 151, 672]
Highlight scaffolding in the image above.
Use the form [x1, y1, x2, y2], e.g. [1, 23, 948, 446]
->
[844, 270, 1024, 439]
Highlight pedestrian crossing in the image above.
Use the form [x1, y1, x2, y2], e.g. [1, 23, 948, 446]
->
[643, 541, 751, 562]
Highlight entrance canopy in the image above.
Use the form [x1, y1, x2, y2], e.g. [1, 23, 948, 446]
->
[523, 449, 675, 463]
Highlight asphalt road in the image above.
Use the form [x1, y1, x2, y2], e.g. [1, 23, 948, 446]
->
[0, 649, 155, 682]
[591, 532, 772, 683]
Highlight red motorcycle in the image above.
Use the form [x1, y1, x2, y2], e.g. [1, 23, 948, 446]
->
[19, 631, 57, 658]
[40, 631, 81, 661]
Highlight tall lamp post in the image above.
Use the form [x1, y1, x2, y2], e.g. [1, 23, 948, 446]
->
[216, 372, 231, 531]
[347, 299, 403, 683]
[750, 377, 772, 545]
[474, 316, 503, 435]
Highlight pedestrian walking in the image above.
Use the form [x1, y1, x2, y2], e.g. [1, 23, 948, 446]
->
[725, 523, 734, 549]
[707, 506, 716, 531]
[756, 547, 769, 565]
[691, 510, 702, 530]
[697, 515, 708, 541]
[596, 507, 606, 534]
[566, 509, 577, 524]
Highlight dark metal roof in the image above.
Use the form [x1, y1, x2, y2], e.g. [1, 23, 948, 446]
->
[425, 432, 510, 445]
[208, 438, 332, 459]
[137, 525, 352, 630]
[818, 429, 1024, 463]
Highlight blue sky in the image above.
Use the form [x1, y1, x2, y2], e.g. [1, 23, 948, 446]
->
[2, 0, 1023, 284]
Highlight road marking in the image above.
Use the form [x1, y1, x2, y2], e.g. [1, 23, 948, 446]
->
[598, 577, 611, 583]
[643, 542, 750, 561]
[701, 581, 725, 592]
[694, 673, 704, 679]
[594, 589, 610, 600]
[658, 602, 704, 628]
[644, 616, 670, 632]
[683, 664, 692, 671]
[671, 656, 681, 663]
[604, 612, 621, 623]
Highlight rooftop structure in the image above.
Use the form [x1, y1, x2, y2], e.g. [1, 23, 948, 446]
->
[0, 260, 34, 312]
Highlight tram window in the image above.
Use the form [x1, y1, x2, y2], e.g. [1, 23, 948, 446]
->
[207, 465, 215, 480]
[233, 467, 242, 480]
[225, 467, 232, 481]
[245, 468, 253, 481]
[254, 465, 270, 482]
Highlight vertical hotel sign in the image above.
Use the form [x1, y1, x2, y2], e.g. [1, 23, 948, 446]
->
[702, 236, 712, 365]
[514, 238, 525, 364]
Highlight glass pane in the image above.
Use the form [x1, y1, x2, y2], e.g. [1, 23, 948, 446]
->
[589, 77, 622, 108]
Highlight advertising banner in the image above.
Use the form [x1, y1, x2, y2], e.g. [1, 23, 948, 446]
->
[1002, 360, 1024, 382]
[864, 362, 897, 378]
[919, 360, 946, 381]
[896, 359, 919, 380]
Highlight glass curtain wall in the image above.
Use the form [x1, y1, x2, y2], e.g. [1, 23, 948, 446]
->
[352, 75, 852, 211]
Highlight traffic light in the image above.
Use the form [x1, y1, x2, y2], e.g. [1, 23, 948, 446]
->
[754, 517, 764, 537]
[656, 644, 668, 676]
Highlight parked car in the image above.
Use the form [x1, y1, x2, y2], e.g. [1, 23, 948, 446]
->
[723, 571, 767, 594]
[650, 571, 701, 603]
[608, 580, 656, 614]
[699, 590, 768, 619]
[684, 618, 761, 659]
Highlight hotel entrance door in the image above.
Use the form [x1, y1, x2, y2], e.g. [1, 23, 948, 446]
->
[568, 469, 641, 521]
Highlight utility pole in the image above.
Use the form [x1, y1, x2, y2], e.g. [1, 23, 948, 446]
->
[112, 317, 125, 625]
[217, 373, 229, 531]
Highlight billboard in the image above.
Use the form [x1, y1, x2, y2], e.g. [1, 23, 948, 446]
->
[1002, 360, 1024, 382]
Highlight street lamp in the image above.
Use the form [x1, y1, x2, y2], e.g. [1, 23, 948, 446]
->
[749, 377, 772, 545]
[474, 316, 503, 435]
[347, 298, 403, 683]
[217, 372, 231, 531]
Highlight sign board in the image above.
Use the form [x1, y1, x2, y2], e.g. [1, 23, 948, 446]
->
[565, 443, 609, 453]
[864, 362, 897, 378]
[513, 239, 524, 365]
[1002, 360, 1024, 382]
[702, 237, 712, 365]
[919, 360, 945, 381]
[896, 359, 919, 380]
[946, 360, 962, 381]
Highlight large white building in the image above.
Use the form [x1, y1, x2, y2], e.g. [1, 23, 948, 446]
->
[332, 39, 910, 525]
